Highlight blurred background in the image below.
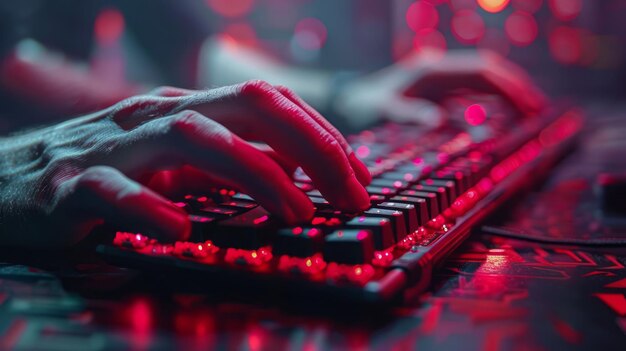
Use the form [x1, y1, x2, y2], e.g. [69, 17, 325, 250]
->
[0, 0, 625, 132]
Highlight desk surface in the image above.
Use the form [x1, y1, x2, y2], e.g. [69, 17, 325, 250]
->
[0, 235, 625, 350]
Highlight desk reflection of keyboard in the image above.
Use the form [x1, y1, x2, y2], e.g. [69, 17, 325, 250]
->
[97, 106, 583, 305]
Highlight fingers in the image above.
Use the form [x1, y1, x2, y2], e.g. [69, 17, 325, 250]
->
[53, 166, 190, 246]
[121, 110, 315, 224]
[128, 81, 370, 212]
[273, 85, 372, 186]
[230, 81, 370, 211]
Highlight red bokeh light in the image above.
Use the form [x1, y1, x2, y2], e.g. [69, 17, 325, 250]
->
[464, 104, 487, 126]
[206, 0, 254, 18]
[94, 9, 125, 45]
[451, 10, 485, 44]
[222, 22, 258, 46]
[505, 11, 538, 47]
[294, 17, 328, 50]
[548, 0, 582, 21]
[512, 0, 543, 13]
[477, 0, 510, 13]
[406, 1, 439, 32]
[548, 26, 582, 65]
[413, 28, 447, 53]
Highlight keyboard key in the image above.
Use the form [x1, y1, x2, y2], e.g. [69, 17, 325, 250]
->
[412, 185, 449, 213]
[207, 207, 275, 249]
[274, 227, 325, 258]
[365, 208, 408, 241]
[323, 230, 375, 264]
[390, 196, 430, 225]
[306, 189, 323, 197]
[421, 179, 457, 203]
[344, 216, 394, 250]
[219, 200, 258, 210]
[380, 171, 419, 183]
[199, 205, 240, 217]
[377, 202, 420, 234]
[188, 214, 217, 240]
[231, 193, 254, 202]
[366, 186, 397, 197]
[370, 178, 410, 190]
[399, 190, 439, 218]
[309, 196, 331, 209]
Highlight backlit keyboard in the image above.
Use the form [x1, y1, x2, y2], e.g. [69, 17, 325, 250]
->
[98, 105, 583, 305]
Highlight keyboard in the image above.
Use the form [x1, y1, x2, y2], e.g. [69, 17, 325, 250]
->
[97, 102, 583, 305]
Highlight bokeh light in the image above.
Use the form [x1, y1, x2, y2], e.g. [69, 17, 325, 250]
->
[451, 10, 485, 44]
[406, 1, 439, 32]
[294, 18, 328, 50]
[479, 28, 511, 56]
[465, 104, 487, 126]
[548, 0, 582, 21]
[413, 28, 447, 53]
[206, 0, 255, 18]
[222, 22, 258, 46]
[477, 0, 510, 13]
[94, 9, 125, 45]
[505, 11, 538, 46]
[549, 26, 582, 64]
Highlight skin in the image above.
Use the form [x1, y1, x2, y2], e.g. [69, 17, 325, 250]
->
[0, 80, 371, 248]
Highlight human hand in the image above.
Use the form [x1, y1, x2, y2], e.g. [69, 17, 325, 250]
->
[0, 80, 371, 248]
[335, 50, 547, 128]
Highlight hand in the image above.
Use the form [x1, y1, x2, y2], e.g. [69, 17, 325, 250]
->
[335, 50, 547, 128]
[0, 80, 371, 248]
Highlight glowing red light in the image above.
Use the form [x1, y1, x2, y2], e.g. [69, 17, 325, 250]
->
[206, 0, 254, 18]
[253, 215, 269, 225]
[356, 145, 371, 158]
[549, 26, 582, 65]
[451, 10, 485, 44]
[94, 9, 125, 45]
[505, 11, 538, 47]
[292, 227, 303, 235]
[464, 104, 486, 126]
[294, 17, 328, 50]
[548, 0, 582, 21]
[477, 0, 510, 13]
[406, 1, 439, 32]
[356, 230, 369, 241]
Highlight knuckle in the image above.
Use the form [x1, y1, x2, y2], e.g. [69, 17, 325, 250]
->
[240, 79, 275, 99]
[111, 95, 172, 122]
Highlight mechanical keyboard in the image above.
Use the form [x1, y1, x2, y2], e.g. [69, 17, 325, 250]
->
[97, 103, 583, 305]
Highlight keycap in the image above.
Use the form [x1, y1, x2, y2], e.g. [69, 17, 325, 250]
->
[412, 185, 449, 213]
[207, 207, 274, 249]
[344, 216, 394, 250]
[199, 205, 240, 218]
[364, 208, 407, 241]
[306, 189, 323, 197]
[380, 171, 419, 183]
[377, 202, 420, 234]
[366, 186, 397, 197]
[231, 193, 254, 202]
[323, 230, 375, 264]
[390, 196, 430, 225]
[188, 214, 217, 240]
[274, 227, 325, 258]
[421, 179, 457, 203]
[370, 178, 410, 190]
[399, 190, 439, 218]
[432, 168, 470, 194]
[309, 196, 331, 209]
[219, 200, 258, 210]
